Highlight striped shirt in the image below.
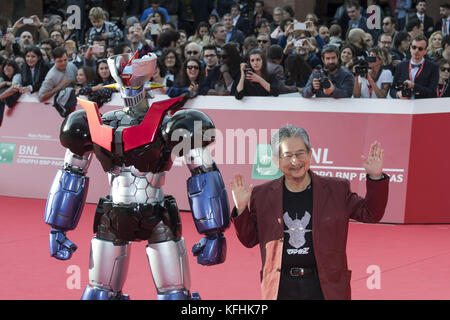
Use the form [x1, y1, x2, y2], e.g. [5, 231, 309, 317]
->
[87, 21, 123, 46]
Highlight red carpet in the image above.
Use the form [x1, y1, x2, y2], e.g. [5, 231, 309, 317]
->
[0, 195, 449, 300]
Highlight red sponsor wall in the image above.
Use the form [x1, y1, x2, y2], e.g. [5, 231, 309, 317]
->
[0, 94, 448, 223]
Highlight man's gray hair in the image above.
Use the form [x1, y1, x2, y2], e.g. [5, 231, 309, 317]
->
[271, 125, 311, 157]
[211, 22, 225, 35]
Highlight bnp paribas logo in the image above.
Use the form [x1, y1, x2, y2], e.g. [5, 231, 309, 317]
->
[0, 142, 16, 164]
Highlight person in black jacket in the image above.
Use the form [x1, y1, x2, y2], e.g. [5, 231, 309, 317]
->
[19, 46, 50, 94]
[232, 48, 279, 99]
[390, 34, 439, 99]
[437, 58, 450, 98]
[200, 42, 241, 96]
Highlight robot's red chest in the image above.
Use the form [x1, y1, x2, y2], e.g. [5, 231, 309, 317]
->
[78, 96, 183, 153]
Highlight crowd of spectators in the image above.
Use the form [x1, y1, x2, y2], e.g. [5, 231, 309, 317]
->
[0, 0, 450, 124]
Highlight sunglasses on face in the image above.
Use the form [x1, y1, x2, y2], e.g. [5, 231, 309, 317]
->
[186, 51, 199, 55]
[187, 65, 199, 70]
[411, 45, 425, 51]
[257, 39, 269, 44]
[441, 67, 450, 72]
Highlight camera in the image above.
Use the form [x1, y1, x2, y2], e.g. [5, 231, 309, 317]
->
[353, 56, 377, 77]
[314, 66, 331, 90]
[294, 39, 303, 47]
[394, 81, 413, 98]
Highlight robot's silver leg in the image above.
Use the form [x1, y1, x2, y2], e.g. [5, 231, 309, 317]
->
[81, 237, 131, 300]
[146, 237, 198, 300]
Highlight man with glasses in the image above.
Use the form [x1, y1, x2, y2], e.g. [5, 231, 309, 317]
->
[391, 34, 439, 99]
[382, 17, 397, 41]
[256, 33, 271, 56]
[201, 44, 218, 76]
[184, 42, 202, 61]
[50, 30, 64, 47]
[377, 33, 393, 50]
[230, 125, 389, 299]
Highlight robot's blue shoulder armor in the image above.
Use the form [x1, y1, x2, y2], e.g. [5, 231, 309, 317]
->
[60, 110, 93, 157]
[162, 109, 215, 154]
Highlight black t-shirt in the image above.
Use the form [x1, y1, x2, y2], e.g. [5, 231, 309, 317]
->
[281, 181, 317, 269]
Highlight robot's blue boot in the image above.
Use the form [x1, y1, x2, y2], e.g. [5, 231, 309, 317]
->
[157, 291, 201, 300]
[81, 286, 129, 300]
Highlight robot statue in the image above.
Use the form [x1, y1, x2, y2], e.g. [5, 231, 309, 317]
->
[43, 51, 230, 300]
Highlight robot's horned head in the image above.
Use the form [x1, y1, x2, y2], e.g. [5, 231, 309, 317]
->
[108, 51, 157, 88]
[107, 51, 157, 109]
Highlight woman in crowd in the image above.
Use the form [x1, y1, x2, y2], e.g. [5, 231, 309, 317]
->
[62, 20, 77, 42]
[200, 42, 241, 96]
[208, 14, 219, 28]
[340, 44, 356, 71]
[96, 59, 114, 85]
[427, 31, 444, 62]
[75, 66, 97, 94]
[188, 22, 210, 47]
[150, 59, 173, 95]
[0, 59, 21, 126]
[19, 46, 50, 94]
[160, 48, 182, 81]
[232, 48, 279, 99]
[168, 57, 205, 98]
[353, 47, 393, 99]
[77, 59, 113, 107]
[143, 10, 165, 43]
[437, 59, 450, 98]
[283, 53, 312, 94]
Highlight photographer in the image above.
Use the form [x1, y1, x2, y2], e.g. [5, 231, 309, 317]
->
[302, 45, 354, 99]
[390, 35, 439, 99]
[353, 47, 393, 99]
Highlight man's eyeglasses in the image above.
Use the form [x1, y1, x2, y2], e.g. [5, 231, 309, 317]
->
[440, 67, 450, 72]
[257, 39, 269, 44]
[186, 51, 199, 55]
[411, 45, 425, 51]
[187, 65, 199, 70]
[279, 150, 308, 161]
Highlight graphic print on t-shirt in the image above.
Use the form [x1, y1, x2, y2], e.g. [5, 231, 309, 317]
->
[283, 211, 312, 250]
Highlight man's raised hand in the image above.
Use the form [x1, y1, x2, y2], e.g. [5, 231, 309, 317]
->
[361, 141, 384, 180]
[230, 173, 253, 215]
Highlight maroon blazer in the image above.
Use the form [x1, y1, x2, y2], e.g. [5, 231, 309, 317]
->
[232, 171, 389, 300]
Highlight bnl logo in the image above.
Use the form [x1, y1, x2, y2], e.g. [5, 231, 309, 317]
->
[0, 142, 16, 164]
[367, 5, 381, 30]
